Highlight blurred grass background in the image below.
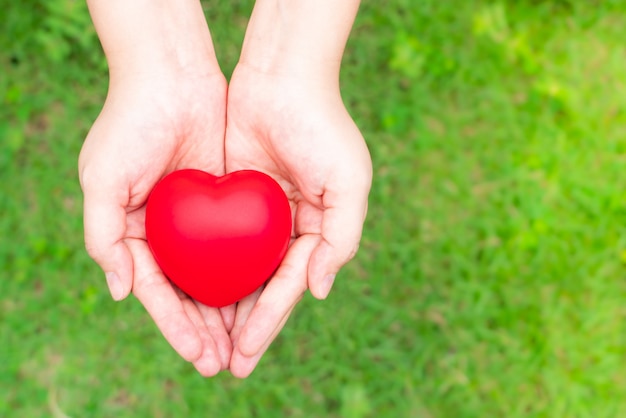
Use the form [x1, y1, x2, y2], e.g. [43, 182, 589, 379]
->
[2, 0, 626, 416]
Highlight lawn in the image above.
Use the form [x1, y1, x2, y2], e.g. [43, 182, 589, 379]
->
[2, 0, 626, 416]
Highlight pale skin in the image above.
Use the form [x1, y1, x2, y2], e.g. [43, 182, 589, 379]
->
[79, 0, 372, 378]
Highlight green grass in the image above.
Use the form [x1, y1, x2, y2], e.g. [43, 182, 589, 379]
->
[3, 0, 626, 416]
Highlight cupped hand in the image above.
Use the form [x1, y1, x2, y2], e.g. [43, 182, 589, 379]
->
[78, 70, 234, 376]
[224, 65, 373, 377]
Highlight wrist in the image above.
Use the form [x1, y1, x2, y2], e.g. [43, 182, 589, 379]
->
[237, 0, 360, 86]
[88, 0, 220, 80]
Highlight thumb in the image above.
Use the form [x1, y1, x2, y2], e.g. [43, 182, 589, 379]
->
[81, 180, 134, 301]
[307, 186, 370, 300]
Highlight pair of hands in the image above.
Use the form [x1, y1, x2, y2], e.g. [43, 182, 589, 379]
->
[78, 62, 372, 377]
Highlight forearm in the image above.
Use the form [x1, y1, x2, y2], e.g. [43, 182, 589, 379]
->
[87, 0, 220, 80]
[238, 0, 361, 84]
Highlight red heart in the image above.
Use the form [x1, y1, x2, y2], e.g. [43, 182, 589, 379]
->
[145, 169, 292, 307]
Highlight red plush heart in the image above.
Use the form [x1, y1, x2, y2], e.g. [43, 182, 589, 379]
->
[145, 169, 292, 307]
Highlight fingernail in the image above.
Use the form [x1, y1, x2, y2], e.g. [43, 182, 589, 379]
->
[319, 274, 336, 300]
[105, 272, 124, 301]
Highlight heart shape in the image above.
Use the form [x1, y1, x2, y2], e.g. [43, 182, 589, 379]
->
[145, 169, 292, 307]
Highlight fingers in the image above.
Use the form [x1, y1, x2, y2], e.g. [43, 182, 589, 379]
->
[182, 300, 222, 376]
[81, 180, 134, 301]
[194, 302, 233, 373]
[127, 239, 235, 375]
[126, 239, 204, 363]
[229, 235, 319, 378]
[307, 181, 370, 299]
[230, 310, 293, 379]
[220, 304, 237, 334]
[229, 287, 263, 350]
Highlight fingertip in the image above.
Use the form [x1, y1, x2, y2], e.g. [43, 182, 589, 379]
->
[229, 349, 261, 379]
[193, 350, 222, 378]
[307, 237, 359, 299]
[175, 328, 205, 363]
[105, 271, 126, 301]
[313, 273, 336, 300]
[237, 325, 264, 358]
[101, 243, 134, 301]
[307, 241, 336, 300]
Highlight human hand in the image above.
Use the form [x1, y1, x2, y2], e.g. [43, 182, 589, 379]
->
[224, 64, 372, 377]
[80, 0, 238, 377]
[78, 69, 234, 376]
